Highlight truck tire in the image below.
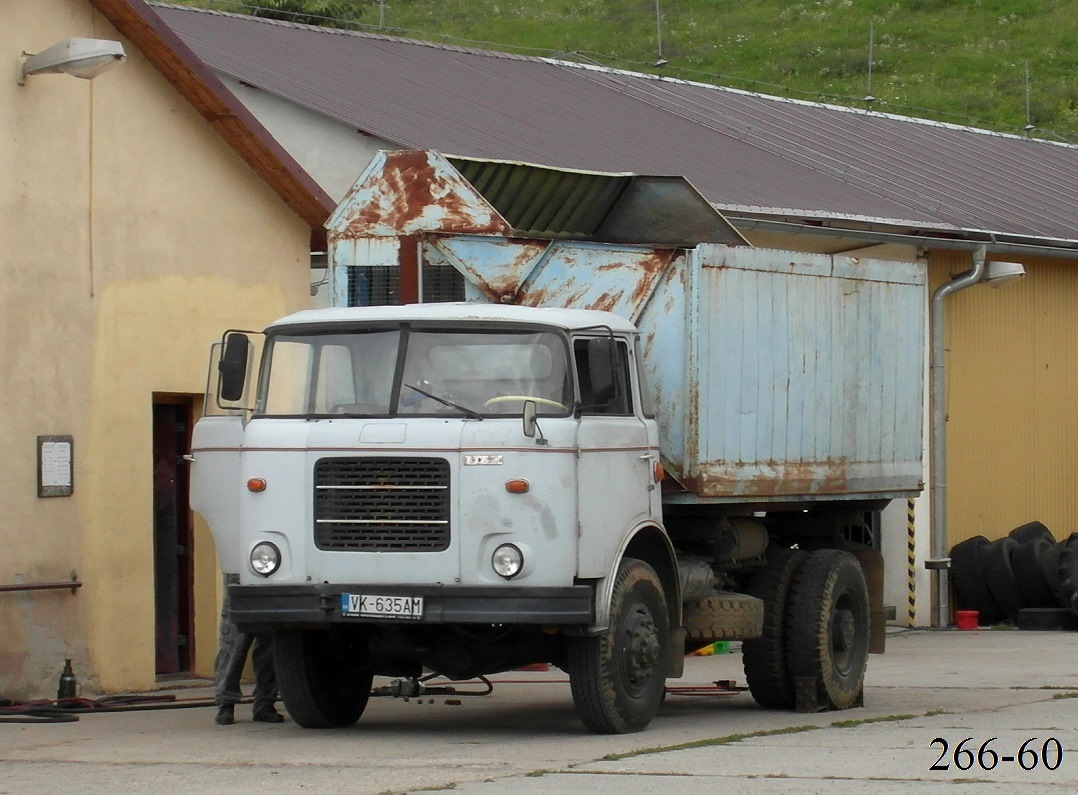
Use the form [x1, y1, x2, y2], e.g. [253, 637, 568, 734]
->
[741, 548, 806, 709]
[568, 557, 669, 734]
[785, 549, 869, 710]
[1040, 539, 1066, 607]
[979, 538, 1023, 621]
[949, 536, 1004, 624]
[1057, 534, 1078, 616]
[1016, 607, 1078, 631]
[682, 593, 764, 641]
[1009, 521, 1054, 546]
[1011, 538, 1055, 609]
[274, 629, 373, 729]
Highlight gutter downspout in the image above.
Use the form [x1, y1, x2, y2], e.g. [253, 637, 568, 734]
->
[928, 244, 986, 627]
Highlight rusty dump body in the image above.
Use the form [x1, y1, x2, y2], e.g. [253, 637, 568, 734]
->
[328, 150, 927, 504]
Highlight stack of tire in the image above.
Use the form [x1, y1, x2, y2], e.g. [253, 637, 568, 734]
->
[950, 521, 1078, 630]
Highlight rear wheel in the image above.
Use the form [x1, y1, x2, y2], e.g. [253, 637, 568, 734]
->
[785, 550, 870, 710]
[568, 557, 669, 734]
[274, 629, 373, 728]
[741, 548, 805, 709]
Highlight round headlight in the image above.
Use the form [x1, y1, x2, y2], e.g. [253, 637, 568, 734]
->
[250, 541, 281, 577]
[492, 543, 523, 579]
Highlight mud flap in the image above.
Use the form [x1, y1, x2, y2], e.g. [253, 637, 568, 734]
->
[666, 627, 687, 678]
[855, 548, 886, 654]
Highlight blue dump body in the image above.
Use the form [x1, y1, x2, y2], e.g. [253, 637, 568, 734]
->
[329, 150, 926, 503]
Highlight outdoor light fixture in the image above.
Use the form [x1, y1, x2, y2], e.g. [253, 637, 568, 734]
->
[983, 260, 1026, 288]
[17, 38, 126, 85]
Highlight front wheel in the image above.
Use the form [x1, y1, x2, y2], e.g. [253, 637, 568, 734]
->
[274, 629, 373, 728]
[567, 557, 669, 734]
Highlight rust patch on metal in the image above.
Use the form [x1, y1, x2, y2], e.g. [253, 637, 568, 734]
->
[333, 151, 511, 239]
[587, 290, 625, 313]
[686, 459, 851, 498]
[635, 249, 677, 307]
[519, 279, 590, 310]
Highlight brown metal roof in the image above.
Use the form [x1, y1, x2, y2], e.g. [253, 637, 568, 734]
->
[151, 3, 1078, 250]
[91, 0, 335, 248]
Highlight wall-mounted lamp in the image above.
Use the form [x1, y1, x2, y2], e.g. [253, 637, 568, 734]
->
[17, 37, 126, 85]
[983, 260, 1026, 289]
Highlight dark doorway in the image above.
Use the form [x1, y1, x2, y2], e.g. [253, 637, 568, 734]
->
[153, 398, 195, 675]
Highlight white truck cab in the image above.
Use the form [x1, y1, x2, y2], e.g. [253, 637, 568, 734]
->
[192, 303, 675, 733]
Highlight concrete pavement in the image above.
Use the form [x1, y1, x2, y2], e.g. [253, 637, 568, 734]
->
[2, 627, 1076, 793]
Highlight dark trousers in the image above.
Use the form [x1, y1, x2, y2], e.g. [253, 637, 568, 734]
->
[213, 574, 278, 713]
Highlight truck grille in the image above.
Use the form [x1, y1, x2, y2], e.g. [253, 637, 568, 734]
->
[314, 458, 451, 551]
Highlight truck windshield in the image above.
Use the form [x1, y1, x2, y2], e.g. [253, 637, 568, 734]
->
[257, 327, 573, 418]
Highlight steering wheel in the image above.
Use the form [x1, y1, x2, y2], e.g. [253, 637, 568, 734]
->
[483, 395, 568, 412]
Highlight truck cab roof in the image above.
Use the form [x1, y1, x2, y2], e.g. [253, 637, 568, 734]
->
[267, 302, 639, 334]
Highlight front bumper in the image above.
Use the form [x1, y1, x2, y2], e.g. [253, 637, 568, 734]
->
[230, 583, 594, 632]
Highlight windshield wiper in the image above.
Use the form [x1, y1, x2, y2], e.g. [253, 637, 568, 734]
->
[403, 384, 483, 420]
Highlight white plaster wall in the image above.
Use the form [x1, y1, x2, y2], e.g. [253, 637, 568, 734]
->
[218, 75, 393, 202]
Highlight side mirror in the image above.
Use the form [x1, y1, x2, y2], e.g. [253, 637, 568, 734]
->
[587, 338, 617, 405]
[522, 400, 537, 438]
[218, 332, 250, 403]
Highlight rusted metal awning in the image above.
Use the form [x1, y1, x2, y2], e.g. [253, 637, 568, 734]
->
[328, 150, 748, 247]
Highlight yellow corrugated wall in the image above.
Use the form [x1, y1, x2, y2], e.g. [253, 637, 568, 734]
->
[933, 251, 1078, 547]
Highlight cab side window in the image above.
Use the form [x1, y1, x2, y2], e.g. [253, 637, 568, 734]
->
[574, 338, 632, 416]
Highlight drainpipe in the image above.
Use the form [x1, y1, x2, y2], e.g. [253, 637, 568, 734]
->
[927, 244, 986, 627]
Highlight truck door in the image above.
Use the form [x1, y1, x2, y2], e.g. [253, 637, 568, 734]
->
[574, 336, 655, 578]
[188, 338, 260, 576]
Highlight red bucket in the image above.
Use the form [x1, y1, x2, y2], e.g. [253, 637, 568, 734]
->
[955, 610, 979, 630]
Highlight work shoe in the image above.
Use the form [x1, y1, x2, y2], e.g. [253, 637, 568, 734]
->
[253, 705, 285, 723]
[214, 704, 235, 726]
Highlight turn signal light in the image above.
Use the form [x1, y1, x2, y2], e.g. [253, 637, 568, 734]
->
[654, 462, 665, 483]
[505, 479, 530, 494]
[247, 478, 267, 493]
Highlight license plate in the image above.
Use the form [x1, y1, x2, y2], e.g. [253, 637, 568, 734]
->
[340, 593, 424, 620]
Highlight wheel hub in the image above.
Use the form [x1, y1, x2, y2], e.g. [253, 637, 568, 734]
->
[625, 608, 660, 683]
[832, 608, 856, 653]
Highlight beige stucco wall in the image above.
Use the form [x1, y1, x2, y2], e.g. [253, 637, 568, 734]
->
[2, 0, 313, 698]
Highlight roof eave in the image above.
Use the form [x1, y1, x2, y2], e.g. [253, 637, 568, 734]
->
[727, 212, 1078, 260]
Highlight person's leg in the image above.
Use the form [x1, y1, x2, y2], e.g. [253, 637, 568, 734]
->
[213, 574, 254, 724]
[251, 634, 283, 722]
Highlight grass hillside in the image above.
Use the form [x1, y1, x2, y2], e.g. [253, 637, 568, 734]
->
[169, 0, 1078, 143]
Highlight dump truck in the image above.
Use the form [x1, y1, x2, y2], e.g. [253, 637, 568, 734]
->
[190, 151, 925, 734]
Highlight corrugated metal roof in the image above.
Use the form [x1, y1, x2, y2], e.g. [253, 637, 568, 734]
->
[445, 155, 747, 245]
[152, 3, 1078, 247]
[449, 157, 631, 238]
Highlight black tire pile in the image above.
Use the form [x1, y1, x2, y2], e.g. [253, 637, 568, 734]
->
[949, 521, 1078, 630]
